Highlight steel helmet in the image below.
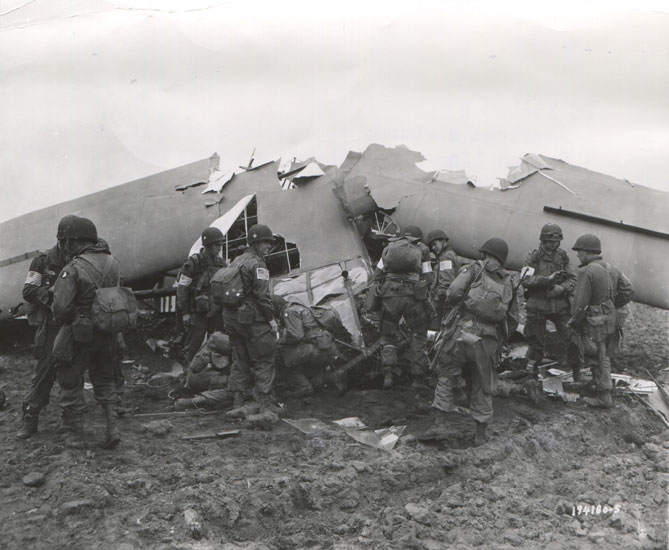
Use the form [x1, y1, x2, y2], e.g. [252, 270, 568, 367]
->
[402, 225, 424, 241]
[207, 331, 231, 355]
[56, 215, 80, 240]
[479, 237, 509, 264]
[427, 229, 449, 246]
[247, 224, 276, 244]
[572, 234, 601, 253]
[271, 294, 287, 314]
[540, 223, 563, 242]
[201, 227, 225, 246]
[61, 217, 98, 242]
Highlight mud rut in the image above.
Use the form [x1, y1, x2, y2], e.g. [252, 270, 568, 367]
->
[0, 302, 667, 550]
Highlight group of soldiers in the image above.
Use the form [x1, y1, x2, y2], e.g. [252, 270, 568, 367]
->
[16, 212, 633, 450]
[17, 215, 125, 448]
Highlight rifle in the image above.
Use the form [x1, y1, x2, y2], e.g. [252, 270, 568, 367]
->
[429, 260, 487, 370]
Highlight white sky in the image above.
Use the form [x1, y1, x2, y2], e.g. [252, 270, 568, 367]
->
[0, 0, 667, 222]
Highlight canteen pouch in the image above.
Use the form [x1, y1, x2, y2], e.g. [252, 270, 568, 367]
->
[72, 315, 94, 343]
[237, 304, 254, 325]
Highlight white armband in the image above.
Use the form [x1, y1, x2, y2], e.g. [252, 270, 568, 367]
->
[256, 267, 269, 281]
[520, 266, 535, 279]
[25, 271, 42, 286]
[421, 261, 432, 274]
[177, 274, 193, 287]
[438, 260, 452, 271]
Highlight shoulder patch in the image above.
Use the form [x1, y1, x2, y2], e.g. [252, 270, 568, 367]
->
[256, 267, 269, 281]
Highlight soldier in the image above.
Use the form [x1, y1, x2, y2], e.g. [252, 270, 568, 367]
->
[427, 229, 461, 329]
[521, 223, 578, 377]
[15, 215, 84, 439]
[372, 226, 435, 389]
[568, 234, 622, 409]
[51, 217, 125, 448]
[428, 238, 519, 446]
[177, 226, 227, 364]
[273, 295, 339, 398]
[221, 224, 280, 413]
[174, 331, 233, 410]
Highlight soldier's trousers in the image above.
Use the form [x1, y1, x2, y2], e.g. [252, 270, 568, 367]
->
[432, 335, 500, 423]
[224, 317, 275, 396]
[524, 310, 578, 367]
[380, 293, 429, 377]
[23, 323, 60, 410]
[184, 313, 221, 364]
[57, 333, 120, 419]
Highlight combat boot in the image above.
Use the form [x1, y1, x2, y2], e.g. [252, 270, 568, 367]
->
[174, 398, 194, 411]
[61, 414, 87, 449]
[583, 391, 613, 409]
[232, 391, 245, 409]
[325, 370, 348, 395]
[473, 421, 488, 447]
[418, 412, 450, 441]
[382, 372, 393, 390]
[15, 404, 40, 440]
[524, 379, 541, 404]
[256, 393, 282, 415]
[101, 404, 121, 449]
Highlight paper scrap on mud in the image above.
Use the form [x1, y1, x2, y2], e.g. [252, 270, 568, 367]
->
[611, 374, 656, 394]
[345, 425, 406, 452]
[283, 418, 336, 435]
[542, 378, 564, 396]
[332, 417, 367, 429]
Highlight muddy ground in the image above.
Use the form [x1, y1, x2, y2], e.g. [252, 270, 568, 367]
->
[0, 302, 667, 550]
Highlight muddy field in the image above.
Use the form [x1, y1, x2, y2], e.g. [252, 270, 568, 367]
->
[0, 302, 667, 550]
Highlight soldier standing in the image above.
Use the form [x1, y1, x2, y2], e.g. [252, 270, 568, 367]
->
[373, 226, 435, 389]
[15, 215, 83, 439]
[568, 234, 621, 409]
[521, 223, 578, 377]
[51, 217, 125, 448]
[427, 229, 461, 329]
[177, 227, 227, 364]
[221, 224, 280, 412]
[429, 238, 519, 446]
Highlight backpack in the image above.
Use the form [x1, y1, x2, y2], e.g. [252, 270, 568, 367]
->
[210, 255, 254, 306]
[383, 238, 421, 273]
[464, 263, 513, 323]
[74, 256, 138, 333]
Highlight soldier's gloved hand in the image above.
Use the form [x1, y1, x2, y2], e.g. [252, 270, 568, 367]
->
[190, 363, 204, 374]
[546, 284, 565, 298]
[182, 313, 193, 326]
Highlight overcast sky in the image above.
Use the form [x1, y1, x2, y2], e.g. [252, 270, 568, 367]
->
[0, 0, 667, 223]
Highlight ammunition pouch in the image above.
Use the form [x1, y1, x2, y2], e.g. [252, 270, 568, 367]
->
[194, 293, 210, 313]
[72, 314, 94, 344]
[584, 301, 616, 342]
[413, 279, 428, 301]
[237, 304, 255, 325]
[380, 279, 415, 298]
